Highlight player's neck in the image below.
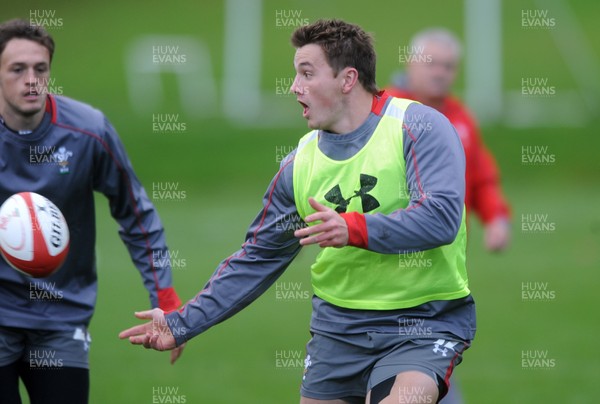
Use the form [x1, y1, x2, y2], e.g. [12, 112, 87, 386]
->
[0, 102, 46, 133]
[327, 89, 373, 135]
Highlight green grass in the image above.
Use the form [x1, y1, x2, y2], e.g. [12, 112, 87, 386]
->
[83, 163, 598, 403]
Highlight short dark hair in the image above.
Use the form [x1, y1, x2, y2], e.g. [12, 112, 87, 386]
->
[291, 19, 378, 94]
[0, 19, 55, 64]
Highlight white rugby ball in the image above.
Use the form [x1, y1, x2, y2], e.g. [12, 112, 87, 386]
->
[0, 192, 70, 278]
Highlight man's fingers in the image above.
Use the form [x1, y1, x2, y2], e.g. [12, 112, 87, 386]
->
[299, 231, 336, 246]
[295, 224, 314, 238]
[143, 333, 153, 349]
[298, 225, 347, 247]
[304, 211, 330, 224]
[119, 308, 177, 355]
[170, 344, 185, 365]
[299, 235, 319, 246]
[134, 310, 155, 320]
[127, 334, 150, 345]
[118, 322, 150, 339]
[149, 333, 162, 350]
[170, 349, 179, 365]
[294, 198, 336, 239]
[296, 220, 341, 245]
[307, 197, 328, 212]
[295, 221, 327, 238]
[119, 309, 163, 339]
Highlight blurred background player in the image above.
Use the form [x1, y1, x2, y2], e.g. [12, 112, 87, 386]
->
[0, 19, 183, 404]
[387, 28, 511, 253]
[387, 28, 512, 403]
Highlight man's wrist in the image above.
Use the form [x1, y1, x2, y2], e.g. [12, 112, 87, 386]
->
[340, 212, 368, 248]
[158, 287, 182, 313]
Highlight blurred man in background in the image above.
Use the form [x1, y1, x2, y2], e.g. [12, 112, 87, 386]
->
[388, 28, 511, 403]
[0, 19, 183, 404]
[387, 28, 511, 253]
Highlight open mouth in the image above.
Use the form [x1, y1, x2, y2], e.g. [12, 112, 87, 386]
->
[298, 100, 309, 118]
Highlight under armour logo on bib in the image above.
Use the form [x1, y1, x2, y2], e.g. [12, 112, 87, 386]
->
[324, 174, 380, 213]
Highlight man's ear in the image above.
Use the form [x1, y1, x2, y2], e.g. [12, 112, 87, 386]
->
[340, 67, 359, 94]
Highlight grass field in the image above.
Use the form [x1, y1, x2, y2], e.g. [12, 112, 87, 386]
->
[7, 0, 600, 402]
[84, 128, 599, 404]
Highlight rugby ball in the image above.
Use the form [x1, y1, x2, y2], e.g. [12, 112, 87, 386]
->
[0, 192, 70, 278]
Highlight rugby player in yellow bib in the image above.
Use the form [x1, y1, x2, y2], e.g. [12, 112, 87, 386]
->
[121, 19, 476, 404]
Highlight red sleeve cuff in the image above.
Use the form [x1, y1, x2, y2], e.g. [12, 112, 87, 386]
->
[340, 211, 369, 249]
[157, 286, 182, 313]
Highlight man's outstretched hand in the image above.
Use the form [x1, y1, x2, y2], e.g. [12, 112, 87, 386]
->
[118, 308, 185, 365]
[294, 197, 349, 248]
